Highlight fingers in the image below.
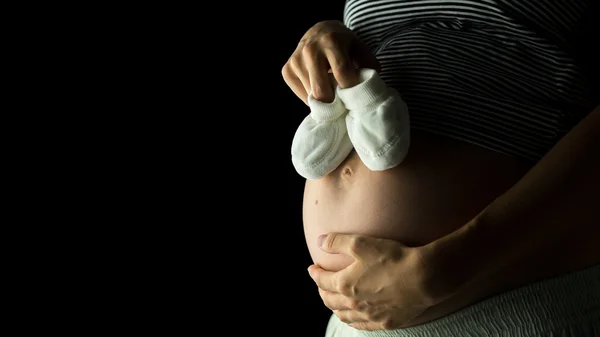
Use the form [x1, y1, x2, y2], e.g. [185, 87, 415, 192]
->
[323, 46, 358, 89]
[316, 281, 379, 329]
[338, 309, 408, 330]
[348, 321, 381, 331]
[308, 263, 357, 294]
[282, 21, 378, 103]
[319, 233, 380, 258]
[282, 58, 309, 105]
[307, 264, 339, 292]
[318, 287, 358, 311]
[281, 67, 308, 105]
[304, 44, 334, 103]
[334, 310, 370, 327]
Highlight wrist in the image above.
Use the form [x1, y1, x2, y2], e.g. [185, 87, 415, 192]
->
[419, 217, 486, 304]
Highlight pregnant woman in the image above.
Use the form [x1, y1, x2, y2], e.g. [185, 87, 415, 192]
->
[283, 2, 600, 336]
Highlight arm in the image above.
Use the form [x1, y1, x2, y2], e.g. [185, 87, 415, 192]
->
[305, 103, 598, 330]
[424, 104, 600, 304]
[338, 68, 410, 171]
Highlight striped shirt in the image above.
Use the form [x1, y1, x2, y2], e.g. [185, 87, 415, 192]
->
[343, 0, 599, 162]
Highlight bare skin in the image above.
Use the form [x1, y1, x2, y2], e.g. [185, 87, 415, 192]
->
[303, 123, 600, 326]
[289, 20, 600, 328]
[303, 129, 532, 272]
[301, 129, 530, 324]
[304, 106, 600, 329]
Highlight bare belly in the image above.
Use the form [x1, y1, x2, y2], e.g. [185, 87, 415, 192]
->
[302, 129, 599, 325]
[302, 130, 532, 272]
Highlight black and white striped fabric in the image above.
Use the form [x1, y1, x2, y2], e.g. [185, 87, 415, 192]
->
[343, 0, 599, 162]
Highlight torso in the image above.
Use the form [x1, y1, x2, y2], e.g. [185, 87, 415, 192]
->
[344, 0, 597, 163]
[303, 130, 532, 272]
[302, 0, 599, 325]
[302, 129, 597, 324]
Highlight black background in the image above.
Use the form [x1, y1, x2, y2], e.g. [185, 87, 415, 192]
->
[124, 1, 598, 334]
[111, 2, 351, 333]
[34, 0, 600, 334]
[207, 1, 349, 335]
[270, 2, 347, 334]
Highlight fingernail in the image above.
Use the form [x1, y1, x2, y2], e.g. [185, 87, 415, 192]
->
[318, 234, 327, 248]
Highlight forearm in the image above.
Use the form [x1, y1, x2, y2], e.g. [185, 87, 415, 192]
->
[425, 104, 600, 302]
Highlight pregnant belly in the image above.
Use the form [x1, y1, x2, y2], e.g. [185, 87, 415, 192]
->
[302, 130, 532, 272]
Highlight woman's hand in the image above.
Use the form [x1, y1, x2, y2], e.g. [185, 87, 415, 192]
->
[282, 20, 381, 105]
[307, 233, 454, 331]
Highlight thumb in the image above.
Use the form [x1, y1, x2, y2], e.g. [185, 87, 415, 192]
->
[318, 233, 373, 257]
